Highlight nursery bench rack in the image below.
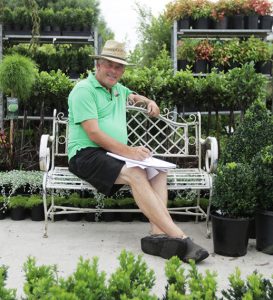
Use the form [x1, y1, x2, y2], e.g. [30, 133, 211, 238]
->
[39, 102, 218, 238]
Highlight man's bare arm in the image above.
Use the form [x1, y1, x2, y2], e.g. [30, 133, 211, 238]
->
[81, 119, 150, 161]
[129, 94, 160, 117]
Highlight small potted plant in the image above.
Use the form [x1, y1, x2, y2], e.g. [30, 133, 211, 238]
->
[66, 193, 83, 222]
[211, 162, 257, 257]
[226, 0, 246, 29]
[194, 39, 214, 73]
[191, 0, 212, 29]
[9, 195, 28, 220]
[211, 40, 230, 71]
[117, 197, 135, 222]
[211, 0, 229, 29]
[244, 0, 273, 29]
[165, 0, 193, 29]
[101, 197, 118, 222]
[176, 39, 197, 71]
[25, 195, 44, 221]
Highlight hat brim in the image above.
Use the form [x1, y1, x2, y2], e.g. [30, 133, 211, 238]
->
[90, 55, 135, 66]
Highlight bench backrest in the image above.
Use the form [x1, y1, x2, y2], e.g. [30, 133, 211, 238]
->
[50, 105, 202, 169]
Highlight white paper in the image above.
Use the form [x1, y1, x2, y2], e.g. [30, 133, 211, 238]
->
[107, 152, 176, 169]
[125, 162, 167, 180]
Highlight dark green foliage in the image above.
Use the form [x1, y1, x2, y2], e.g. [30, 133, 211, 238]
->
[212, 162, 256, 218]
[221, 100, 273, 165]
[251, 145, 273, 211]
[0, 265, 17, 300]
[25, 195, 43, 208]
[225, 63, 267, 112]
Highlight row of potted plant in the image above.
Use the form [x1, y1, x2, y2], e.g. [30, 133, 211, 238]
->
[0, 193, 209, 223]
[177, 37, 273, 74]
[1, 252, 272, 299]
[210, 100, 273, 257]
[6, 43, 94, 78]
[1, 7, 97, 35]
[165, 0, 273, 29]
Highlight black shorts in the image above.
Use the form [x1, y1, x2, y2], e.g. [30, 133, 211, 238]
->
[69, 147, 125, 196]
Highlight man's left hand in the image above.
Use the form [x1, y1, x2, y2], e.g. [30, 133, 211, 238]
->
[147, 101, 160, 117]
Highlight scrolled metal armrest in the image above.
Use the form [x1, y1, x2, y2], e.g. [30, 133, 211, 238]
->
[200, 137, 218, 173]
[39, 134, 53, 171]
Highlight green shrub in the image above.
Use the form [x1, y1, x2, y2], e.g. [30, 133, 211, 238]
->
[8, 196, 28, 208]
[251, 145, 273, 211]
[212, 162, 256, 218]
[25, 195, 43, 208]
[221, 100, 273, 164]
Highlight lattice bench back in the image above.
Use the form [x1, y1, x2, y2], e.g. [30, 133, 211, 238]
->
[50, 106, 202, 170]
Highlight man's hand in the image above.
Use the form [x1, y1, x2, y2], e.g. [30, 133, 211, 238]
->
[147, 100, 160, 117]
[128, 146, 151, 161]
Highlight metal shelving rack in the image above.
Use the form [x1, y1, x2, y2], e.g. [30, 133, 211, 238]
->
[171, 20, 272, 71]
[0, 25, 100, 129]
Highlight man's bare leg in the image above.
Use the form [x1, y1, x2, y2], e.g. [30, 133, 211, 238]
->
[148, 171, 176, 236]
[115, 166, 186, 238]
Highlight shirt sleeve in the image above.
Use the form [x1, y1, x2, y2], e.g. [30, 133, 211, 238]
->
[70, 87, 98, 124]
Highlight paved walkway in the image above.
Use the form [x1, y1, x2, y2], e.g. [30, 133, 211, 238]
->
[0, 219, 272, 298]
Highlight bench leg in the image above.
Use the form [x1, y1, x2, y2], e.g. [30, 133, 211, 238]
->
[195, 190, 200, 224]
[43, 189, 48, 238]
[206, 190, 212, 238]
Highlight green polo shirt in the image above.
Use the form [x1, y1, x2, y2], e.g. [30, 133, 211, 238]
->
[68, 73, 132, 160]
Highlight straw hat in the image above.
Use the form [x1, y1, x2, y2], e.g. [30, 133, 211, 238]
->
[91, 40, 134, 66]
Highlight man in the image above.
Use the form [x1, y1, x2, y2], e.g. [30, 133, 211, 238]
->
[68, 40, 209, 263]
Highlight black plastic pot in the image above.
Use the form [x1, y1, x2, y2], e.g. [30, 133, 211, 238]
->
[255, 210, 273, 255]
[66, 213, 82, 222]
[245, 15, 259, 29]
[177, 17, 191, 30]
[10, 207, 27, 221]
[259, 15, 272, 29]
[256, 61, 272, 75]
[213, 17, 228, 29]
[211, 212, 250, 257]
[194, 60, 209, 73]
[231, 15, 245, 29]
[194, 17, 210, 29]
[30, 204, 44, 221]
[84, 212, 96, 222]
[177, 60, 191, 71]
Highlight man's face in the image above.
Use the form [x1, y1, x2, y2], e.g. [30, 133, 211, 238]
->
[96, 59, 125, 89]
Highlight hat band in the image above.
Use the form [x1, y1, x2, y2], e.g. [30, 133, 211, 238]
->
[100, 54, 127, 62]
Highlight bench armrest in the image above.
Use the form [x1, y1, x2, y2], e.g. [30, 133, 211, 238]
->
[200, 137, 218, 173]
[39, 134, 53, 171]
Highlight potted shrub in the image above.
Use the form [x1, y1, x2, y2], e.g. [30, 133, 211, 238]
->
[244, 0, 273, 29]
[9, 195, 28, 220]
[211, 0, 229, 29]
[66, 193, 83, 222]
[2, 7, 14, 34]
[194, 39, 214, 73]
[226, 0, 246, 29]
[117, 197, 135, 222]
[251, 145, 273, 254]
[0, 54, 37, 104]
[78, 196, 97, 222]
[191, 0, 212, 29]
[25, 195, 44, 221]
[211, 40, 230, 71]
[241, 37, 272, 74]
[83, 8, 95, 34]
[101, 197, 118, 222]
[211, 162, 257, 257]
[176, 39, 197, 71]
[165, 0, 193, 29]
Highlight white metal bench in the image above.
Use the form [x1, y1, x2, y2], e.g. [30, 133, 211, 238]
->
[39, 103, 218, 238]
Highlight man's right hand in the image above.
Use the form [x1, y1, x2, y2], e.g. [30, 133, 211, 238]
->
[128, 146, 151, 161]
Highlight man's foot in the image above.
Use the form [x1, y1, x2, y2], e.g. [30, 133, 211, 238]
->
[141, 235, 187, 260]
[182, 237, 209, 263]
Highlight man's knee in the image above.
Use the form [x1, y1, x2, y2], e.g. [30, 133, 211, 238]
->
[118, 166, 148, 185]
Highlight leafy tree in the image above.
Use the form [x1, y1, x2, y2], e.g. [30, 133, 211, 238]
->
[132, 3, 172, 67]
